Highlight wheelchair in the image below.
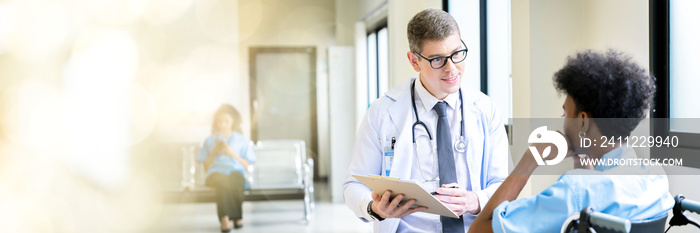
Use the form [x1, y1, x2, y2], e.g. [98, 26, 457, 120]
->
[562, 195, 700, 233]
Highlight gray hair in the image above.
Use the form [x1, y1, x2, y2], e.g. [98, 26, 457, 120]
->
[407, 9, 460, 54]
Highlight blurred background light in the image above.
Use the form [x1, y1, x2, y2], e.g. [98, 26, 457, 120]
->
[237, 0, 263, 42]
[7, 0, 69, 63]
[0, 3, 20, 55]
[62, 28, 139, 189]
[128, 83, 157, 146]
[279, 5, 334, 43]
[67, 29, 140, 82]
[143, 0, 192, 26]
[81, 0, 149, 26]
[181, 45, 238, 113]
[0, 80, 62, 154]
[195, 0, 239, 42]
[0, 0, 243, 231]
[152, 61, 189, 134]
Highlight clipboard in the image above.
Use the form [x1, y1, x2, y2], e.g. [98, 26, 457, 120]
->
[353, 175, 459, 218]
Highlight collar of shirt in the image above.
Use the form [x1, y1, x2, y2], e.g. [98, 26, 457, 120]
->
[415, 77, 459, 114]
[594, 146, 637, 171]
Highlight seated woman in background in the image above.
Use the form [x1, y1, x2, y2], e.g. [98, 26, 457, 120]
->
[469, 50, 674, 232]
[197, 104, 256, 233]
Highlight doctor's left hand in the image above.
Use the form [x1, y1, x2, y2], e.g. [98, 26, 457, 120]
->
[371, 190, 427, 219]
[433, 183, 480, 215]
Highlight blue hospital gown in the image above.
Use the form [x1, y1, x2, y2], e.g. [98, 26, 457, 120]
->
[492, 147, 674, 232]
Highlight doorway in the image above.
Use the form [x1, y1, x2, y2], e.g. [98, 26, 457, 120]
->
[249, 47, 318, 177]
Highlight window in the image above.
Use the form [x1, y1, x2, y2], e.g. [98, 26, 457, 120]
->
[669, 0, 700, 133]
[366, 32, 377, 105]
[366, 25, 389, 108]
[445, 0, 482, 94]
[446, 0, 513, 138]
[650, 0, 700, 168]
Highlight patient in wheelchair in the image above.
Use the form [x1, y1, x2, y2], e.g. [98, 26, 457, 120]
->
[469, 50, 675, 233]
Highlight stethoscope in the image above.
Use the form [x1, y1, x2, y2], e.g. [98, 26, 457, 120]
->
[410, 79, 467, 184]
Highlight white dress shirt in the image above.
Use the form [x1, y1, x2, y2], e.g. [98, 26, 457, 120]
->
[397, 78, 475, 232]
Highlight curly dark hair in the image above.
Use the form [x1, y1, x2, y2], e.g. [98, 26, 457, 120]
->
[553, 49, 656, 138]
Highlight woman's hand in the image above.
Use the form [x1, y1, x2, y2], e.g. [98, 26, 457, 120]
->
[214, 140, 251, 171]
[214, 140, 237, 158]
[213, 140, 224, 154]
[204, 140, 229, 171]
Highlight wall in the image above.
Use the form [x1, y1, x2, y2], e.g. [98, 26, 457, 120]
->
[510, 0, 532, 197]
[584, 0, 650, 67]
[238, 0, 336, 178]
[387, 0, 442, 88]
[334, 2, 357, 46]
[527, 0, 587, 192]
[510, 0, 587, 196]
[328, 46, 355, 203]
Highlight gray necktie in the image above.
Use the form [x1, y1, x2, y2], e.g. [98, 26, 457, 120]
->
[434, 101, 464, 233]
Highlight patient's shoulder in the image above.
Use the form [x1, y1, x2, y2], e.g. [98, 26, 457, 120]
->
[558, 168, 670, 197]
[559, 169, 630, 186]
[555, 169, 673, 221]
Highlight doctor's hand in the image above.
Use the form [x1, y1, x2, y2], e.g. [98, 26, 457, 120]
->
[371, 190, 427, 219]
[433, 183, 480, 215]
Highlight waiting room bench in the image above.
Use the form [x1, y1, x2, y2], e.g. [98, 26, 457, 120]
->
[165, 140, 315, 222]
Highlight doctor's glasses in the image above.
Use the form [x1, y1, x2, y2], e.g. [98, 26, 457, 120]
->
[413, 39, 468, 69]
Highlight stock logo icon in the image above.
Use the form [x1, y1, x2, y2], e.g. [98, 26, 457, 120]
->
[528, 126, 568, 165]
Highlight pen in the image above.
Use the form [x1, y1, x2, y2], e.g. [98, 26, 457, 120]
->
[431, 185, 459, 195]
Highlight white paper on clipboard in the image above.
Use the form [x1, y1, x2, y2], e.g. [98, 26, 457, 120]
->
[352, 174, 459, 218]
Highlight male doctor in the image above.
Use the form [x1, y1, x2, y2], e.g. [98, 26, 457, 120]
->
[344, 9, 509, 233]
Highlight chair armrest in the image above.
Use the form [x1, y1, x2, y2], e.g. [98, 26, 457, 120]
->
[303, 158, 314, 183]
[303, 157, 315, 213]
[246, 164, 255, 186]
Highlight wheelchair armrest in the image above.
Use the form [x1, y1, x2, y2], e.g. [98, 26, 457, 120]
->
[571, 207, 631, 233]
[588, 211, 631, 233]
[670, 194, 700, 229]
[681, 197, 700, 214]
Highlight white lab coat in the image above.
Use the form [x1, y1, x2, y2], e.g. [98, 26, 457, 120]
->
[343, 77, 510, 233]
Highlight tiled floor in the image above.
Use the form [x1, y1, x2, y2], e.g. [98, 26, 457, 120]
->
[150, 182, 373, 233]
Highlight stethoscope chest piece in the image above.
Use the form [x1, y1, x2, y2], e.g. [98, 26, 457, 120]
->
[454, 136, 467, 153]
